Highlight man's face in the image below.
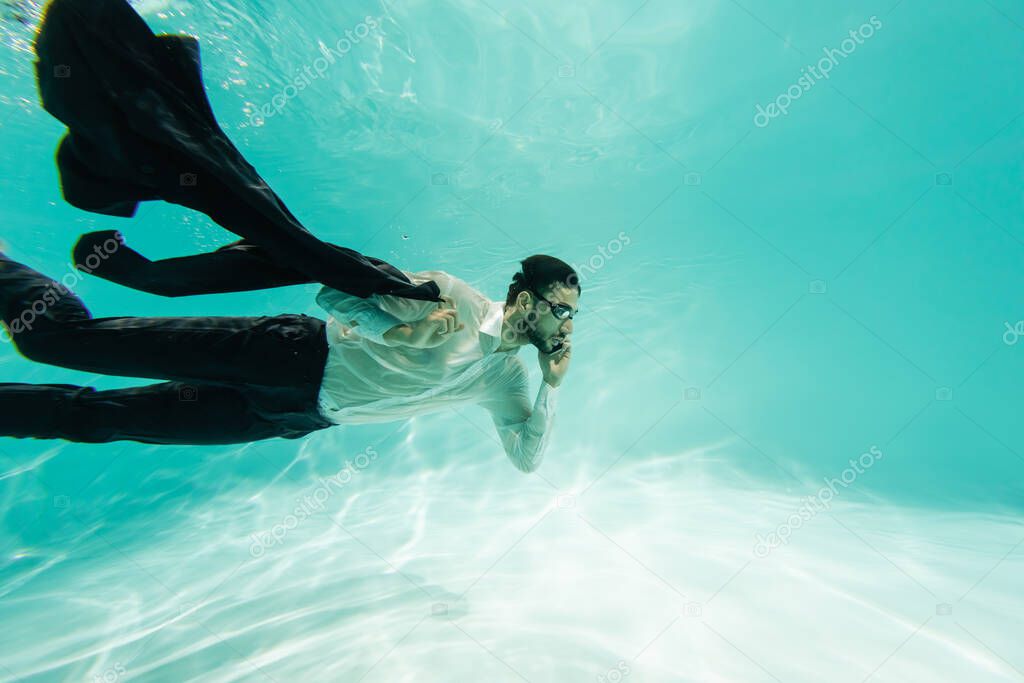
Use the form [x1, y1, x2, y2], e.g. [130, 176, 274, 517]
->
[521, 282, 578, 354]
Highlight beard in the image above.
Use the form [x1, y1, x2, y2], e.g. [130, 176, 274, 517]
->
[526, 326, 562, 353]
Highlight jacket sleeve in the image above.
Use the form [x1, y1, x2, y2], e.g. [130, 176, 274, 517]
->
[315, 271, 449, 346]
[480, 359, 559, 473]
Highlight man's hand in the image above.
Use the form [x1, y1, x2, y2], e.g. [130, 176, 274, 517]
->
[540, 338, 572, 387]
[385, 295, 464, 348]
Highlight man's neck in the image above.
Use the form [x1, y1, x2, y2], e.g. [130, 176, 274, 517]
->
[495, 318, 521, 353]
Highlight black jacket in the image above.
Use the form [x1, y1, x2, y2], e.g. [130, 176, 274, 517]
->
[34, 0, 442, 302]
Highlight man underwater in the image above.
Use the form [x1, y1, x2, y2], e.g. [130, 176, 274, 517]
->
[0, 252, 576, 472]
[0, 0, 577, 472]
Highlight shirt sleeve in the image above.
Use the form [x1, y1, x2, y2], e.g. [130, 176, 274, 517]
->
[315, 271, 448, 346]
[481, 360, 559, 473]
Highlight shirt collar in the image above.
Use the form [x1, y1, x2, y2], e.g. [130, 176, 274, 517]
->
[479, 300, 510, 354]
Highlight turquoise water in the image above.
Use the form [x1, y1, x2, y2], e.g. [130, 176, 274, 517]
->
[1, 0, 1023, 680]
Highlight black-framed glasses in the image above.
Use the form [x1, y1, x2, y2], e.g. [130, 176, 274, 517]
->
[530, 288, 577, 320]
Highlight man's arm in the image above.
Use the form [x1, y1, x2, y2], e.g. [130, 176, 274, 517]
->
[481, 360, 560, 473]
[315, 286, 407, 345]
[315, 275, 445, 346]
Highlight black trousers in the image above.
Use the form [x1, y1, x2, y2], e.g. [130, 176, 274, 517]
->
[0, 254, 333, 445]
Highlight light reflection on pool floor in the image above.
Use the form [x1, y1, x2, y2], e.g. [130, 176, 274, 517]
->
[1, 450, 1021, 682]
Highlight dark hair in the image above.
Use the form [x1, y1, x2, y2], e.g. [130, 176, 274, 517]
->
[504, 254, 581, 308]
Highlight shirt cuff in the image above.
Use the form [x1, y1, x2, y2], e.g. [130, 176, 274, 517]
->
[538, 380, 559, 414]
[353, 299, 406, 345]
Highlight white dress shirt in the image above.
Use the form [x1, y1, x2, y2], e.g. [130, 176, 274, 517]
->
[314, 270, 558, 473]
